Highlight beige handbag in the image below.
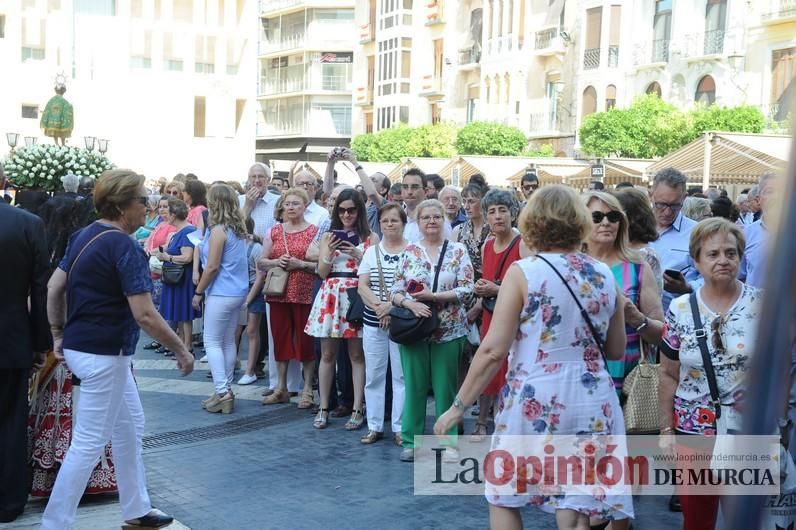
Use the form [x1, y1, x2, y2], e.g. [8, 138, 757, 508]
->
[263, 225, 290, 297]
[622, 341, 660, 434]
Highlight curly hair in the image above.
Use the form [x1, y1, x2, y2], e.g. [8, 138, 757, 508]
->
[207, 184, 247, 238]
[519, 185, 591, 252]
[614, 187, 659, 244]
[481, 188, 520, 223]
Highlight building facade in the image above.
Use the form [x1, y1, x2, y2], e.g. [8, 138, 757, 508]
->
[256, 0, 355, 162]
[1, 0, 257, 181]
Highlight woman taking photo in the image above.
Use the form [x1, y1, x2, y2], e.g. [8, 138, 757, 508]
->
[391, 199, 474, 462]
[435, 185, 632, 530]
[659, 218, 761, 530]
[470, 189, 524, 442]
[43, 169, 193, 529]
[251, 188, 318, 408]
[154, 197, 197, 357]
[358, 202, 408, 445]
[194, 184, 249, 414]
[584, 191, 664, 396]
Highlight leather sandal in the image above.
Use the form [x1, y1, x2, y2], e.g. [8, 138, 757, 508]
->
[262, 389, 290, 405]
[313, 408, 329, 429]
[470, 422, 488, 443]
[297, 390, 315, 409]
[344, 409, 365, 431]
[360, 430, 384, 444]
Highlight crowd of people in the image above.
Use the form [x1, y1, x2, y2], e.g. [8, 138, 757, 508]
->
[0, 148, 787, 530]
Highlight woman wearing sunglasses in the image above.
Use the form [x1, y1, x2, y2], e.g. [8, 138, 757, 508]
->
[659, 218, 761, 530]
[584, 192, 664, 403]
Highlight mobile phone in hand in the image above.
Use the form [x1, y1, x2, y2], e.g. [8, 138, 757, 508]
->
[332, 230, 360, 246]
[407, 280, 424, 294]
[664, 269, 685, 281]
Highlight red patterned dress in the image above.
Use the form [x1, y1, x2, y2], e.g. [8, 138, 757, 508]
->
[305, 240, 370, 339]
[28, 358, 117, 497]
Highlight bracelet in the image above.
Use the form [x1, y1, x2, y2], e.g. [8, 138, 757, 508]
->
[354, 164, 363, 172]
[452, 396, 466, 411]
[636, 316, 648, 332]
[194, 292, 204, 297]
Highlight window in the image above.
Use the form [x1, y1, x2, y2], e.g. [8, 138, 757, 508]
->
[130, 29, 152, 69]
[21, 18, 46, 60]
[582, 86, 597, 118]
[0, 15, 5, 38]
[21, 47, 45, 61]
[163, 33, 184, 71]
[194, 96, 206, 137]
[695, 75, 716, 106]
[173, 0, 192, 22]
[608, 5, 621, 67]
[166, 59, 184, 71]
[195, 35, 216, 74]
[130, 0, 143, 17]
[605, 84, 616, 109]
[400, 106, 409, 123]
[49, 0, 61, 10]
[467, 84, 480, 123]
[652, 0, 672, 62]
[431, 103, 441, 124]
[377, 106, 396, 130]
[311, 103, 352, 135]
[584, 7, 602, 69]
[377, 37, 398, 96]
[704, 0, 727, 55]
[321, 62, 350, 91]
[646, 81, 662, 97]
[130, 57, 152, 68]
[771, 47, 796, 121]
[433, 38, 443, 80]
[235, 98, 246, 133]
[21, 104, 38, 119]
[75, 0, 116, 15]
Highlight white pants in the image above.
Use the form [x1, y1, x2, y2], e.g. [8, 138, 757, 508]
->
[266, 302, 303, 392]
[205, 295, 246, 395]
[363, 325, 404, 433]
[42, 350, 151, 529]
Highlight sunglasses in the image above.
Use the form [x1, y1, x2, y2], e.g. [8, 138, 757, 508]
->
[711, 317, 725, 352]
[338, 207, 358, 215]
[592, 210, 623, 224]
[166, 190, 180, 196]
[522, 184, 539, 191]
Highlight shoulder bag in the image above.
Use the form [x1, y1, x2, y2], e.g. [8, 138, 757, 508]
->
[482, 236, 521, 314]
[68, 227, 120, 279]
[161, 261, 185, 285]
[263, 225, 290, 297]
[689, 292, 725, 427]
[389, 240, 448, 345]
[622, 340, 661, 433]
[346, 244, 383, 327]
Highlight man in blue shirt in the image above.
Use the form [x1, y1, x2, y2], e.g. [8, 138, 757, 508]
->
[649, 167, 700, 312]
[739, 173, 776, 288]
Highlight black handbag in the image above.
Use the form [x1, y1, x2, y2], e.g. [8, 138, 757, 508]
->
[346, 286, 365, 326]
[482, 236, 521, 314]
[389, 241, 448, 345]
[161, 261, 186, 285]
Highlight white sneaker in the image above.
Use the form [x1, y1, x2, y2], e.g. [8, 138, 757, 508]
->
[198, 355, 208, 363]
[237, 373, 257, 385]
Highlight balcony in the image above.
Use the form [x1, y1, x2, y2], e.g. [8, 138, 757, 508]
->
[354, 87, 374, 106]
[762, 0, 796, 23]
[256, 120, 305, 138]
[683, 29, 725, 59]
[259, 78, 306, 96]
[633, 39, 669, 67]
[651, 38, 670, 63]
[419, 75, 443, 97]
[426, 0, 443, 26]
[359, 22, 374, 44]
[583, 48, 600, 70]
[457, 45, 481, 69]
[259, 0, 302, 16]
[534, 28, 567, 57]
[528, 108, 563, 136]
[608, 45, 619, 67]
[258, 33, 305, 55]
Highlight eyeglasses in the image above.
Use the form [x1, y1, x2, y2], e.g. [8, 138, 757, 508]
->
[711, 317, 725, 352]
[338, 206, 358, 215]
[419, 214, 444, 222]
[295, 181, 314, 189]
[166, 190, 180, 196]
[283, 201, 303, 208]
[401, 184, 422, 191]
[592, 210, 623, 224]
[522, 183, 539, 191]
[653, 201, 683, 213]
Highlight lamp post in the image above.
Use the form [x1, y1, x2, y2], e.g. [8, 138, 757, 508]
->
[6, 132, 19, 154]
[97, 138, 109, 155]
[84, 136, 96, 151]
[24, 136, 37, 147]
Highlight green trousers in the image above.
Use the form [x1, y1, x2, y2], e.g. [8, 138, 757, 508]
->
[399, 337, 465, 449]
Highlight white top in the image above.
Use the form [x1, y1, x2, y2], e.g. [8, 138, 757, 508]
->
[238, 192, 279, 240]
[359, 242, 402, 327]
[304, 201, 330, 229]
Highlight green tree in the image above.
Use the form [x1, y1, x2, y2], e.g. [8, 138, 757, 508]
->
[521, 144, 555, 157]
[455, 121, 527, 156]
[351, 123, 457, 162]
[406, 122, 457, 158]
[688, 104, 765, 141]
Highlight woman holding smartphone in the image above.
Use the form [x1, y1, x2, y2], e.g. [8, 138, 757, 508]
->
[306, 189, 379, 430]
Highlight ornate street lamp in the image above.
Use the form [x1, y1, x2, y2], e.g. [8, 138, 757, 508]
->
[84, 136, 96, 151]
[6, 132, 19, 152]
[98, 138, 109, 155]
[24, 136, 37, 147]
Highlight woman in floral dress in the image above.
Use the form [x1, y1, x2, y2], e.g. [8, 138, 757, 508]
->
[306, 189, 379, 430]
[436, 185, 632, 530]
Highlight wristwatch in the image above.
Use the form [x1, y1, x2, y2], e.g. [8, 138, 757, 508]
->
[354, 164, 363, 172]
[636, 316, 649, 332]
[453, 396, 466, 411]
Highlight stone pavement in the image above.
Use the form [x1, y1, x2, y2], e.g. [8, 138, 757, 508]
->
[5, 336, 684, 530]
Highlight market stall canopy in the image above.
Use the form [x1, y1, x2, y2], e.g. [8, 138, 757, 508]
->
[436, 155, 593, 188]
[386, 158, 451, 182]
[567, 158, 655, 188]
[269, 160, 397, 187]
[644, 132, 791, 187]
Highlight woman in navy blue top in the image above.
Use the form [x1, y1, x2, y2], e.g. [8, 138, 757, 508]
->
[42, 169, 193, 530]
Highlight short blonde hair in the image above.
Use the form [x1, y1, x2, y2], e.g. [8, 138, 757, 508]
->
[519, 185, 591, 252]
[166, 181, 185, 193]
[94, 169, 145, 220]
[689, 218, 745, 262]
[283, 187, 310, 206]
[416, 199, 445, 220]
[583, 191, 640, 264]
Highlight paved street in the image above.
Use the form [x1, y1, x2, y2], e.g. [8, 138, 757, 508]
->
[5, 337, 684, 530]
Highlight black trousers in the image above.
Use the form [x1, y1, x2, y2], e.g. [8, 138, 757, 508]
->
[0, 369, 31, 519]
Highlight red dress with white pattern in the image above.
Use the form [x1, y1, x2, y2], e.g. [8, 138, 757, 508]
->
[305, 241, 369, 339]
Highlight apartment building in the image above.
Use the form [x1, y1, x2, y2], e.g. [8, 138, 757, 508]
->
[353, 0, 795, 157]
[256, 0, 355, 162]
[1, 0, 256, 181]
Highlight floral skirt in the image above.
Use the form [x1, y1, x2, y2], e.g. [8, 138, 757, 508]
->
[304, 276, 362, 339]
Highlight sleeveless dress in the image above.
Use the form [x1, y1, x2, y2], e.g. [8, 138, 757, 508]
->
[158, 225, 198, 322]
[266, 224, 318, 305]
[305, 239, 371, 339]
[607, 261, 643, 397]
[486, 253, 633, 521]
[481, 237, 522, 396]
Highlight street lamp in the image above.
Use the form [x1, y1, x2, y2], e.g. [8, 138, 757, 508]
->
[84, 136, 96, 151]
[98, 138, 109, 155]
[6, 132, 19, 151]
[24, 136, 37, 147]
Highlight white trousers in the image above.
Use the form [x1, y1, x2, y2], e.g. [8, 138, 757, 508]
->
[42, 350, 151, 529]
[205, 295, 246, 395]
[363, 325, 404, 433]
[266, 302, 303, 392]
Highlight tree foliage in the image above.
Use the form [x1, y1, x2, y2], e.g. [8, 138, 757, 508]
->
[454, 121, 528, 156]
[351, 123, 456, 162]
[522, 144, 555, 157]
[579, 95, 767, 159]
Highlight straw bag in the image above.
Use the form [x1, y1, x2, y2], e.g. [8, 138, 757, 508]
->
[622, 341, 660, 434]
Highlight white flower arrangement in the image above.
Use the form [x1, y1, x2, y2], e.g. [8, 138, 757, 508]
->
[2, 144, 114, 192]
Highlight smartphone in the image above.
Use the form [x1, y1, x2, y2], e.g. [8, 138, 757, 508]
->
[407, 280, 424, 294]
[664, 269, 685, 280]
[158, 246, 164, 253]
[332, 230, 360, 246]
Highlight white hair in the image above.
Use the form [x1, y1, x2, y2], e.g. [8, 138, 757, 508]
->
[61, 173, 79, 193]
[748, 185, 759, 199]
[249, 162, 272, 178]
[438, 185, 461, 199]
[736, 193, 748, 204]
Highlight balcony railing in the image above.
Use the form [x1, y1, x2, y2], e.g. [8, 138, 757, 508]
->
[651, 38, 670, 63]
[607, 46, 619, 67]
[259, 0, 302, 15]
[683, 29, 725, 58]
[535, 28, 557, 50]
[583, 48, 600, 69]
[458, 45, 481, 66]
[529, 109, 561, 134]
[256, 120, 305, 137]
[259, 33, 306, 54]
[762, 0, 796, 22]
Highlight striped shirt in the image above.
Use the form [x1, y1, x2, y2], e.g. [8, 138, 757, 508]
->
[359, 242, 402, 327]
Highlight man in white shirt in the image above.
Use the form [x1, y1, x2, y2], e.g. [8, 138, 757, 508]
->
[402, 169, 451, 243]
[239, 163, 280, 241]
[293, 170, 330, 228]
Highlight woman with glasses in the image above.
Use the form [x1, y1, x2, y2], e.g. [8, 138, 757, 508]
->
[584, 192, 663, 400]
[254, 188, 319, 408]
[390, 199, 474, 462]
[163, 181, 184, 198]
[143, 197, 177, 311]
[659, 218, 761, 530]
[306, 188, 379, 430]
[134, 194, 162, 244]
